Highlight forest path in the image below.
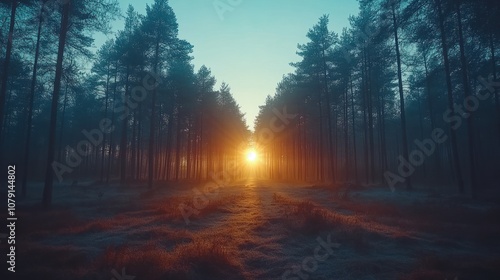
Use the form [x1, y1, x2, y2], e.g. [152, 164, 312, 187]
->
[15, 180, 500, 280]
[189, 179, 298, 279]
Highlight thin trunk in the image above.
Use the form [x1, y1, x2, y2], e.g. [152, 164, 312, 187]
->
[175, 113, 182, 181]
[456, 0, 477, 197]
[100, 65, 111, 182]
[120, 66, 130, 183]
[42, 0, 71, 208]
[22, 2, 45, 197]
[57, 83, 69, 162]
[344, 83, 349, 181]
[392, 3, 411, 190]
[350, 77, 358, 184]
[148, 38, 160, 188]
[318, 88, 324, 182]
[436, 0, 465, 193]
[0, 2, 18, 151]
[367, 52, 375, 183]
[490, 33, 500, 147]
[423, 54, 442, 178]
[322, 48, 335, 183]
[362, 51, 369, 183]
[106, 60, 119, 184]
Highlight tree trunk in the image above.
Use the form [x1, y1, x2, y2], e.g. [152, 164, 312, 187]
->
[100, 64, 111, 182]
[0, 1, 18, 151]
[436, 0, 465, 193]
[22, 2, 45, 197]
[42, 0, 71, 208]
[148, 37, 160, 188]
[392, 3, 411, 190]
[350, 76, 358, 184]
[120, 66, 130, 183]
[456, 0, 477, 197]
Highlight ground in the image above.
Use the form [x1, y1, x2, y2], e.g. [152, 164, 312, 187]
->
[3, 179, 500, 279]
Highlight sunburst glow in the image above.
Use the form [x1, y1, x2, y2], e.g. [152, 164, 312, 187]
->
[246, 150, 257, 162]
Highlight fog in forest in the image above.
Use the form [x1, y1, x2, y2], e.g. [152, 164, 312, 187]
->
[1, 0, 500, 279]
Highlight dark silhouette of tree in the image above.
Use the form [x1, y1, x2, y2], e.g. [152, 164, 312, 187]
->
[42, 0, 119, 208]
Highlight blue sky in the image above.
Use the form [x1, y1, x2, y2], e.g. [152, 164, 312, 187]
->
[93, 0, 360, 129]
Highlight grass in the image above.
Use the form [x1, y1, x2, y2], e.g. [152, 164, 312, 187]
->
[153, 194, 241, 223]
[98, 236, 243, 280]
[9, 181, 500, 279]
[272, 192, 375, 252]
[15, 244, 90, 280]
[401, 255, 500, 280]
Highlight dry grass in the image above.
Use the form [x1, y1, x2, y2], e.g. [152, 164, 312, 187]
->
[272, 192, 413, 251]
[62, 219, 115, 234]
[333, 198, 500, 244]
[153, 194, 241, 223]
[98, 236, 243, 280]
[12, 182, 500, 279]
[15, 244, 90, 280]
[15, 206, 81, 238]
[273, 192, 333, 233]
[274, 192, 370, 229]
[401, 255, 500, 280]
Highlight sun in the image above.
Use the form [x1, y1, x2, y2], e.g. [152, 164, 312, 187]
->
[246, 149, 257, 162]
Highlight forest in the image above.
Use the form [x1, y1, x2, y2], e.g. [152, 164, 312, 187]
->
[254, 0, 500, 193]
[0, 0, 499, 279]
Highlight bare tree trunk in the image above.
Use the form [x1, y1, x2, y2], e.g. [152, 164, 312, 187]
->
[423, 54, 442, 179]
[367, 52, 375, 184]
[344, 84, 349, 181]
[22, 2, 45, 197]
[456, 0, 477, 197]
[42, 0, 71, 208]
[490, 33, 500, 148]
[57, 83, 69, 162]
[120, 66, 130, 183]
[148, 38, 160, 188]
[392, 3, 411, 190]
[0, 1, 18, 152]
[350, 77, 358, 184]
[436, 0, 465, 193]
[106, 60, 119, 184]
[100, 65, 111, 182]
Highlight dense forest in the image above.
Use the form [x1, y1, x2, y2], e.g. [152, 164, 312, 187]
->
[255, 0, 500, 195]
[2, 0, 500, 279]
[1, 0, 499, 207]
[1, 0, 500, 207]
[0, 0, 249, 207]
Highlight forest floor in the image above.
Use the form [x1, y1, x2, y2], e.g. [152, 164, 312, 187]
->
[3, 179, 500, 280]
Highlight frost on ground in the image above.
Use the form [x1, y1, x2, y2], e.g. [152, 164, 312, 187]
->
[5, 180, 500, 280]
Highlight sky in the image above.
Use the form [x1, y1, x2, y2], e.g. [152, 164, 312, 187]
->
[93, 0, 360, 129]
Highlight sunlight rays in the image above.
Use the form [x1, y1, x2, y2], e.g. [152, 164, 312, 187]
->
[246, 149, 258, 163]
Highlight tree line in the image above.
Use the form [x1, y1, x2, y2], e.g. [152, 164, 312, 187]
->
[0, 0, 249, 208]
[254, 0, 499, 196]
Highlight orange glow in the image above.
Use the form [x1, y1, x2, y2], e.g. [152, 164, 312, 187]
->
[246, 149, 257, 162]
